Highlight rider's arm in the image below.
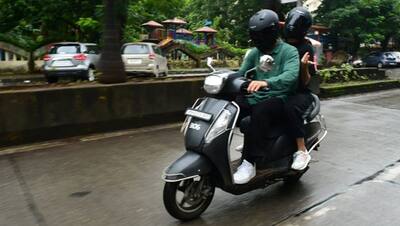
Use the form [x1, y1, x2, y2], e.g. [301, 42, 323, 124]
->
[300, 45, 316, 87]
[300, 52, 311, 86]
[265, 48, 300, 91]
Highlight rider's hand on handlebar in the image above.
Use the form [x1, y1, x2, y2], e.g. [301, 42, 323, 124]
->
[247, 80, 268, 93]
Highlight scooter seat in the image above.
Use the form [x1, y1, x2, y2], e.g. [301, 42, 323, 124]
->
[302, 93, 320, 122]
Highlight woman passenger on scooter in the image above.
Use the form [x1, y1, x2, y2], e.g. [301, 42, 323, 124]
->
[283, 7, 319, 171]
[233, 9, 300, 184]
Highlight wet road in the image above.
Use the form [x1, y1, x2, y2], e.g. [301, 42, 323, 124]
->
[1, 89, 400, 226]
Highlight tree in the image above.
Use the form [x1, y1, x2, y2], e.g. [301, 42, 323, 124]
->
[97, 0, 127, 84]
[0, 0, 103, 72]
[316, 0, 400, 54]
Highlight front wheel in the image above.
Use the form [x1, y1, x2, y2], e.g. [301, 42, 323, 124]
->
[163, 176, 215, 221]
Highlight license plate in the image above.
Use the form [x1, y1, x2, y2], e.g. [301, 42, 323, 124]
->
[128, 59, 142, 65]
[52, 60, 74, 67]
[185, 109, 212, 121]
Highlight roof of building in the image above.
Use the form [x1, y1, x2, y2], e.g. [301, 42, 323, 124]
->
[195, 27, 217, 33]
[176, 28, 193, 35]
[162, 18, 187, 25]
[142, 21, 164, 28]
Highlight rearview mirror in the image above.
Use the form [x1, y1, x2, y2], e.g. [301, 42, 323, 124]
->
[258, 55, 275, 72]
[207, 57, 216, 72]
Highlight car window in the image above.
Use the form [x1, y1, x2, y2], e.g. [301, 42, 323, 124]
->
[123, 44, 149, 54]
[153, 47, 162, 56]
[390, 52, 399, 57]
[85, 45, 99, 54]
[49, 45, 80, 54]
[384, 53, 394, 58]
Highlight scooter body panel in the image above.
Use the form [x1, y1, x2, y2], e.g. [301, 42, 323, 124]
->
[163, 151, 213, 182]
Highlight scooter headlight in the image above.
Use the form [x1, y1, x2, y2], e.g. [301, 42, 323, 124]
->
[204, 75, 224, 94]
[205, 109, 232, 143]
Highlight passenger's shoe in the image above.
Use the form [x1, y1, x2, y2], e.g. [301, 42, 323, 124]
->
[291, 150, 311, 171]
[235, 144, 243, 152]
[234, 160, 256, 184]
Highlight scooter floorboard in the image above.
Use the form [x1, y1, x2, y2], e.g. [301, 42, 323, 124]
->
[231, 159, 289, 181]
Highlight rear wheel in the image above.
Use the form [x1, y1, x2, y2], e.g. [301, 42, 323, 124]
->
[154, 65, 160, 78]
[46, 76, 58, 83]
[163, 176, 215, 221]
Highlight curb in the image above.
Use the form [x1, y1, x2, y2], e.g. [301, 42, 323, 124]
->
[320, 80, 400, 98]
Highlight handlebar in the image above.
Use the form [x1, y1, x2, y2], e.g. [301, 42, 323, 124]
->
[240, 81, 270, 94]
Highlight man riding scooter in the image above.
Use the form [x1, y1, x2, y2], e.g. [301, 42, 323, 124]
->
[233, 9, 300, 184]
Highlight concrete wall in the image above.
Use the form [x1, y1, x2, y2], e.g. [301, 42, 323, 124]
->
[0, 61, 43, 73]
[0, 79, 204, 146]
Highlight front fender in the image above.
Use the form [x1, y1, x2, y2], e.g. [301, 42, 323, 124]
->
[162, 151, 213, 182]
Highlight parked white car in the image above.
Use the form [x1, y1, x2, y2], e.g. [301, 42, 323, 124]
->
[122, 42, 168, 77]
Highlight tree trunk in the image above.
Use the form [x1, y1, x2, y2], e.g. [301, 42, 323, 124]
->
[381, 35, 391, 51]
[27, 52, 35, 73]
[352, 37, 361, 56]
[98, 0, 127, 84]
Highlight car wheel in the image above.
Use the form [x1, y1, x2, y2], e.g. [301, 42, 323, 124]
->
[46, 76, 58, 84]
[377, 62, 383, 69]
[154, 65, 160, 78]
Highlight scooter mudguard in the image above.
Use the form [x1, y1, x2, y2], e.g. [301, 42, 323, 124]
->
[162, 151, 213, 182]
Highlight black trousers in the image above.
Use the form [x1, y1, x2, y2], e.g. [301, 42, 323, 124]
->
[284, 92, 314, 139]
[236, 96, 286, 163]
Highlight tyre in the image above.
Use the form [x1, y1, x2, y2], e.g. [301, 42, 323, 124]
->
[46, 76, 58, 83]
[162, 70, 168, 77]
[154, 69, 160, 77]
[163, 176, 215, 221]
[377, 62, 383, 69]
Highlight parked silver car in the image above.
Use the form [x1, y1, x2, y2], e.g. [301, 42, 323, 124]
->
[122, 42, 168, 77]
[389, 51, 400, 65]
[43, 42, 100, 83]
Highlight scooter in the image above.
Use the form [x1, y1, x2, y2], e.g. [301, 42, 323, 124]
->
[162, 57, 327, 221]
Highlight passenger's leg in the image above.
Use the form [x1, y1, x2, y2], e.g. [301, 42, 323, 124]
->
[285, 93, 314, 170]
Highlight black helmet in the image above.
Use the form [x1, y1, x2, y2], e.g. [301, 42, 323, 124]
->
[249, 9, 280, 53]
[285, 7, 313, 40]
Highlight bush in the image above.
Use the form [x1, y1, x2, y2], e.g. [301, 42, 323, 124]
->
[217, 41, 248, 57]
[175, 40, 211, 55]
[319, 64, 369, 83]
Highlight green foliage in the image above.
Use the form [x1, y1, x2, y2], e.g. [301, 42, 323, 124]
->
[319, 64, 368, 83]
[217, 41, 248, 57]
[0, 0, 103, 50]
[317, 0, 400, 52]
[176, 40, 211, 54]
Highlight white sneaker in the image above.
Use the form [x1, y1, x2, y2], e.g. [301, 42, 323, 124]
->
[291, 150, 311, 171]
[235, 144, 243, 152]
[233, 160, 256, 184]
